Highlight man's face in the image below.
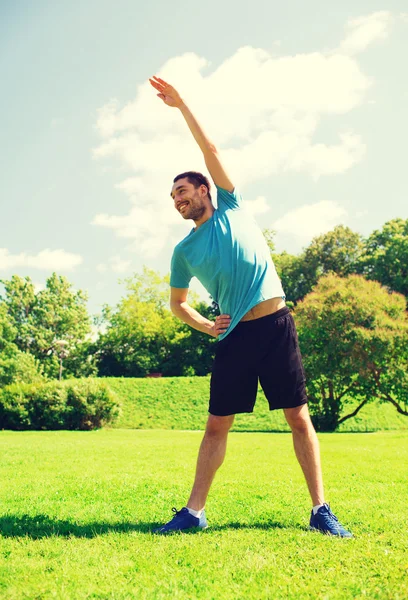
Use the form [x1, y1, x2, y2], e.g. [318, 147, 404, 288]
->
[171, 178, 207, 221]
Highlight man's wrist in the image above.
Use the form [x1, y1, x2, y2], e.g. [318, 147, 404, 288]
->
[204, 321, 216, 337]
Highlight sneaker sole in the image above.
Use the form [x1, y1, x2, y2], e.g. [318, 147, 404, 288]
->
[309, 525, 353, 538]
[154, 525, 209, 535]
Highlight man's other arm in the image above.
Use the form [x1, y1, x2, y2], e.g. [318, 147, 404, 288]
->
[170, 287, 230, 338]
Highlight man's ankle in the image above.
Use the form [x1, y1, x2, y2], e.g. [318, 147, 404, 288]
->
[186, 506, 204, 517]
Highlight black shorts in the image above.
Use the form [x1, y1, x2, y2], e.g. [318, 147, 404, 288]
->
[209, 307, 307, 416]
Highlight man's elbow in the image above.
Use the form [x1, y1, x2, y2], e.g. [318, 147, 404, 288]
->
[205, 143, 218, 156]
[170, 301, 184, 316]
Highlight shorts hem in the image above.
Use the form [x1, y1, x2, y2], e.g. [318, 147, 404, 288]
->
[268, 399, 308, 411]
[209, 408, 255, 417]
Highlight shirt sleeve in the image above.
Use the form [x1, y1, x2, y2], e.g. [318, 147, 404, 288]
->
[170, 247, 192, 288]
[216, 185, 243, 212]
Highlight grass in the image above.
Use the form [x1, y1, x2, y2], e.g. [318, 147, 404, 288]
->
[104, 376, 408, 432]
[1, 429, 407, 599]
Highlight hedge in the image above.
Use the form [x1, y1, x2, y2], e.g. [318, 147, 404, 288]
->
[0, 378, 119, 430]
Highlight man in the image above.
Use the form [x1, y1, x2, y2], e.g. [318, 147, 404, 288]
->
[149, 75, 352, 538]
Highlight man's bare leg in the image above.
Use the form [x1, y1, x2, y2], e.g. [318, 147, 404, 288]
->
[284, 404, 325, 506]
[187, 414, 235, 511]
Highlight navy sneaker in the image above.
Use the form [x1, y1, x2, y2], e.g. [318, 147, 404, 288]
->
[153, 507, 208, 535]
[309, 503, 353, 537]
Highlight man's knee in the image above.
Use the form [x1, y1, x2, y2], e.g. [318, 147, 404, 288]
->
[284, 404, 314, 434]
[205, 414, 235, 436]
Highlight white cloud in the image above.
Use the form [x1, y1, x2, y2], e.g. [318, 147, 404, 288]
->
[271, 201, 347, 241]
[96, 255, 132, 273]
[339, 11, 394, 55]
[354, 209, 369, 219]
[0, 248, 83, 271]
[92, 12, 395, 257]
[245, 196, 271, 216]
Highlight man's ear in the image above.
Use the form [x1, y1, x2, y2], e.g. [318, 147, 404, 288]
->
[200, 184, 208, 197]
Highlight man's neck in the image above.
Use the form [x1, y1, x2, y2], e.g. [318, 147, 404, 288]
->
[193, 206, 215, 230]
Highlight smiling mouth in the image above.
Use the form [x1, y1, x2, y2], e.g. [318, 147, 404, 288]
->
[178, 202, 189, 212]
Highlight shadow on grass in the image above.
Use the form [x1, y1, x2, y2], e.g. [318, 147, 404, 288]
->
[0, 514, 303, 539]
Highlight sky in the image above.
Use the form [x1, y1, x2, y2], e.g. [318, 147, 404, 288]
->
[0, 0, 407, 320]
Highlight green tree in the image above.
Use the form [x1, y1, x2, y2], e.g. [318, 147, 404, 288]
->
[0, 274, 94, 379]
[95, 267, 216, 377]
[0, 276, 36, 352]
[263, 229, 304, 304]
[0, 301, 17, 350]
[272, 251, 306, 305]
[358, 218, 408, 297]
[265, 226, 364, 304]
[0, 302, 44, 387]
[303, 225, 364, 280]
[163, 301, 217, 376]
[295, 274, 408, 431]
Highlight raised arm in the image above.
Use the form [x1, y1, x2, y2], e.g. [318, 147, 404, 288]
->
[149, 76, 234, 192]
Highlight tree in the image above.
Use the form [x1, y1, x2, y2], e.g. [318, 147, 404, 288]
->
[265, 226, 365, 304]
[0, 276, 36, 352]
[272, 251, 307, 305]
[358, 218, 408, 297]
[263, 229, 304, 304]
[95, 267, 216, 377]
[0, 302, 44, 387]
[0, 274, 94, 379]
[303, 225, 364, 279]
[163, 301, 217, 376]
[295, 274, 408, 431]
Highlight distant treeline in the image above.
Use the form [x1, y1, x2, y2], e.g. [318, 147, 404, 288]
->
[0, 218, 407, 431]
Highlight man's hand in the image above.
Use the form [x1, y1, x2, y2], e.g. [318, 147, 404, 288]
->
[149, 76, 183, 108]
[210, 314, 231, 338]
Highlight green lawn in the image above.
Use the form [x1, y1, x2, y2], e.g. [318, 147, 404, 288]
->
[105, 376, 408, 433]
[1, 429, 407, 599]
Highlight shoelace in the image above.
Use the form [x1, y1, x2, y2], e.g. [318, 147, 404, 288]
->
[321, 505, 340, 526]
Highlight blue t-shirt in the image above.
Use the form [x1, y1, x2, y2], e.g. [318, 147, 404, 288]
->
[170, 185, 285, 340]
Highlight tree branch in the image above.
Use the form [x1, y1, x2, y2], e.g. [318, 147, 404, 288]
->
[382, 395, 408, 416]
[337, 398, 369, 424]
[337, 382, 357, 402]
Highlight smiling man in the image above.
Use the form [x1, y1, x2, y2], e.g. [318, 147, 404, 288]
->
[149, 75, 352, 538]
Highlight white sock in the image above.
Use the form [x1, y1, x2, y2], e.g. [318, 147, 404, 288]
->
[312, 504, 325, 515]
[187, 507, 203, 518]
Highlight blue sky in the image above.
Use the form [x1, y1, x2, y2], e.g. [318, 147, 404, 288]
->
[1, 0, 407, 320]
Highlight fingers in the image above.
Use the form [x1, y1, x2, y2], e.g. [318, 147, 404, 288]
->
[215, 314, 231, 336]
[153, 75, 169, 87]
[149, 78, 163, 92]
[149, 76, 170, 93]
[216, 314, 231, 323]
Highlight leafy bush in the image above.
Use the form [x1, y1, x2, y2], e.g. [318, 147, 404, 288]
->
[64, 379, 120, 430]
[0, 382, 33, 429]
[0, 348, 45, 388]
[0, 378, 119, 430]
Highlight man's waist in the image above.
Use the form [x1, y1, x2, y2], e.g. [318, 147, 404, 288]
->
[240, 297, 286, 322]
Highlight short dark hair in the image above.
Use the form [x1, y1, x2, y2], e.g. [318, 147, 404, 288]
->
[173, 171, 212, 201]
